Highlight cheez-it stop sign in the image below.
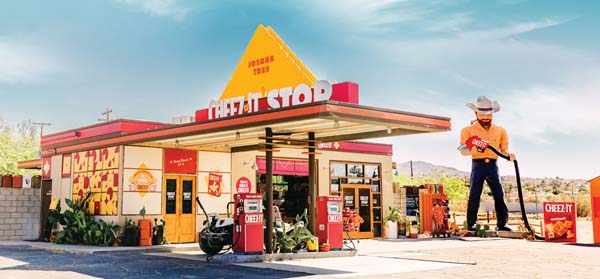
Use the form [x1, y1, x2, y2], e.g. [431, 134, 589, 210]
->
[543, 202, 577, 242]
[236, 177, 251, 194]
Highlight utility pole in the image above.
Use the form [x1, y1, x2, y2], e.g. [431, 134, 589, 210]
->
[534, 184, 539, 218]
[32, 122, 51, 138]
[98, 108, 113, 122]
[32, 122, 51, 158]
[410, 160, 413, 179]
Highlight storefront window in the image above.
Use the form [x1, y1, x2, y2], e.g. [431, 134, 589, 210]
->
[166, 179, 177, 214]
[182, 180, 193, 214]
[330, 178, 340, 195]
[372, 193, 381, 207]
[329, 161, 382, 238]
[347, 164, 364, 184]
[330, 163, 346, 177]
[347, 164, 363, 177]
[371, 181, 380, 192]
[365, 165, 379, 178]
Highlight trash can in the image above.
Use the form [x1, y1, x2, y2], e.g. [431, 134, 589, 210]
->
[12, 175, 23, 188]
[32, 175, 42, 188]
[1, 175, 12, 188]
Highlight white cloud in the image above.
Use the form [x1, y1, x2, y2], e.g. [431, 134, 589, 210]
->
[350, 16, 600, 178]
[302, 0, 433, 32]
[368, 18, 593, 93]
[425, 12, 473, 32]
[378, 78, 600, 179]
[303, 1, 560, 37]
[503, 71, 600, 144]
[114, 0, 190, 21]
[459, 18, 572, 40]
[0, 38, 64, 84]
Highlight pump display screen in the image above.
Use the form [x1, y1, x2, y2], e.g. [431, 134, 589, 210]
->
[244, 200, 262, 213]
[328, 202, 341, 214]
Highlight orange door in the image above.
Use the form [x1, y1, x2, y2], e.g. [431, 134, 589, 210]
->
[164, 175, 196, 243]
[341, 185, 374, 239]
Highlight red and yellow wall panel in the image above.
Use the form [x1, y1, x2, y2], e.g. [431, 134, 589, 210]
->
[71, 146, 120, 216]
[62, 154, 72, 177]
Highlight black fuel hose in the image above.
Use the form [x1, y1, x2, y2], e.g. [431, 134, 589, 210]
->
[487, 146, 544, 240]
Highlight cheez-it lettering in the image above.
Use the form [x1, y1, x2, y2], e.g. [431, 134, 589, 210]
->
[545, 203, 573, 213]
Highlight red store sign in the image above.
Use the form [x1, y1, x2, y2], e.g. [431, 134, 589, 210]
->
[164, 148, 197, 174]
[236, 177, 252, 194]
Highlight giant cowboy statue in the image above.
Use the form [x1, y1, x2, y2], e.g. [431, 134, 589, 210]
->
[459, 96, 516, 232]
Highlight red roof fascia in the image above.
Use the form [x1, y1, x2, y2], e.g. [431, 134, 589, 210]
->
[317, 141, 393, 155]
[41, 103, 450, 156]
[42, 120, 168, 147]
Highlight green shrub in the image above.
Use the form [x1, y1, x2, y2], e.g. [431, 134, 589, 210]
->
[48, 191, 120, 246]
[384, 207, 403, 223]
[547, 192, 590, 218]
[575, 193, 591, 218]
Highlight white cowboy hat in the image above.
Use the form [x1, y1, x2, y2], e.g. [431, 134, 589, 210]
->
[466, 96, 500, 114]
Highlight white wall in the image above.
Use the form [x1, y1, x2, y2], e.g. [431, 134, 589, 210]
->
[197, 151, 232, 213]
[122, 146, 163, 215]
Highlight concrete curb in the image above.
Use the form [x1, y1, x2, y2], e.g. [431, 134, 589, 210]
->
[497, 231, 525, 239]
[208, 249, 358, 264]
[1, 241, 359, 262]
[0, 240, 199, 255]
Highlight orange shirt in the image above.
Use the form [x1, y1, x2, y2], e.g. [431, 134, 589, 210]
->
[460, 122, 508, 159]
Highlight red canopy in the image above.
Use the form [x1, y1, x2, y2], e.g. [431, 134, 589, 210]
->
[256, 158, 309, 176]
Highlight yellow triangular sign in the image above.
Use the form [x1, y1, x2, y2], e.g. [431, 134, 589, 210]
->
[219, 24, 317, 100]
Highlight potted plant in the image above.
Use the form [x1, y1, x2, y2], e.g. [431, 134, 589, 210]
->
[152, 218, 166, 245]
[409, 220, 419, 238]
[384, 206, 402, 239]
[290, 210, 319, 252]
[122, 218, 139, 246]
[138, 206, 153, 246]
[273, 209, 319, 253]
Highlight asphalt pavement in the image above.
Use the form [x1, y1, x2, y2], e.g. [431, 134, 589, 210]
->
[0, 245, 308, 279]
[1, 230, 599, 279]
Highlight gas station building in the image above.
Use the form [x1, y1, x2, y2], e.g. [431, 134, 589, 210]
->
[38, 25, 451, 243]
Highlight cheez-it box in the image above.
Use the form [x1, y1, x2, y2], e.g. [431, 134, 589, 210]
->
[543, 202, 577, 242]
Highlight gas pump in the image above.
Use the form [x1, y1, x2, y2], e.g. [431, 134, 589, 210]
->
[316, 196, 343, 251]
[233, 193, 264, 254]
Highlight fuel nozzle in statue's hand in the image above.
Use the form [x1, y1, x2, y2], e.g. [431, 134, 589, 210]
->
[466, 136, 489, 152]
[457, 136, 490, 156]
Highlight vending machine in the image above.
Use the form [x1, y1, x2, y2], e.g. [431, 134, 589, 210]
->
[233, 193, 264, 254]
[316, 196, 343, 251]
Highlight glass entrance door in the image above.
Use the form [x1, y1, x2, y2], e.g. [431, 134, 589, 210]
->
[342, 185, 373, 238]
[164, 175, 196, 243]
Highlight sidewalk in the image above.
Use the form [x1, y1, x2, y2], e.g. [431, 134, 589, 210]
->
[234, 238, 600, 278]
[0, 240, 199, 255]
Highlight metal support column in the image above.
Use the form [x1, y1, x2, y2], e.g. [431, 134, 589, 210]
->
[308, 132, 316, 236]
[265, 128, 274, 254]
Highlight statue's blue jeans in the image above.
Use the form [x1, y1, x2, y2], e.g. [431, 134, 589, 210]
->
[467, 159, 509, 229]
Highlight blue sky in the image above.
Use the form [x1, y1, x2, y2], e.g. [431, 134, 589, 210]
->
[1, 0, 599, 179]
